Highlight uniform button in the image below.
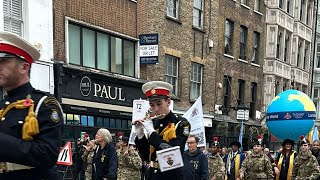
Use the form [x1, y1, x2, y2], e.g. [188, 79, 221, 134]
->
[1, 117, 5, 121]
[5, 101, 9, 105]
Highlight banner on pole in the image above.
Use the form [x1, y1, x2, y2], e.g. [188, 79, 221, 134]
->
[182, 96, 206, 147]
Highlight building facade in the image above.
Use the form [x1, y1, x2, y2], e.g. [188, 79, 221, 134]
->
[264, 0, 317, 150]
[0, 0, 55, 98]
[312, 0, 320, 126]
[138, 0, 266, 149]
[53, 0, 145, 142]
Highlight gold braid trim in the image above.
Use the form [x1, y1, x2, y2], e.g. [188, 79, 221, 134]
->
[0, 99, 39, 141]
[149, 123, 176, 161]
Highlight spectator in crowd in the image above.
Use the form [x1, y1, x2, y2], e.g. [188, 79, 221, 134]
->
[182, 135, 209, 180]
[274, 139, 298, 180]
[312, 140, 320, 166]
[82, 140, 97, 180]
[93, 128, 118, 180]
[219, 147, 227, 162]
[264, 148, 274, 163]
[117, 136, 142, 180]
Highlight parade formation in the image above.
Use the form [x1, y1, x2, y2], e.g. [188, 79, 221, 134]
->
[1, 0, 320, 179]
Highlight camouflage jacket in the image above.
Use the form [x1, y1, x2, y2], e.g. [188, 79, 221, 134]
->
[208, 153, 225, 180]
[117, 148, 142, 180]
[292, 150, 320, 180]
[239, 151, 273, 180]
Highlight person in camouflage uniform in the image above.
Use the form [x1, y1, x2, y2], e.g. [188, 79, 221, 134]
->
[82, 140, 96, 180]
[239, 135, 273, 180]
[292, 136, 320, 180]
[208, 137, 225, 180]
[117, 136, 142, 180]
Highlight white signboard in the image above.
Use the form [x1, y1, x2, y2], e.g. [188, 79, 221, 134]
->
[183, 96, 206, 147]
[156, 146, 184, 172]
[139, 45, 159, 57]
[129, 99, 173, 145]
[237, 109, 249, 120]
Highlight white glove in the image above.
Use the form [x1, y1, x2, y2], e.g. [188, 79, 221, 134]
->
[143, 120, 155, 136]
[134, 124, 144, 139]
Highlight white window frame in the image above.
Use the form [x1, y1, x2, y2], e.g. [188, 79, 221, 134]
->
[193, 0, 203, 28]
[252, 31, 260, 64]
[167, 0, 179, 19]
[241, 0, 248, 6]
[165, 55, 179, 96]
[224, 19, 234, 55]
[3, 0, 23, 36]
[254, 0, 260, 12]
[239, 26, 247, 60]
[314, 89, 319, 99]
[190, 63, 203, 101]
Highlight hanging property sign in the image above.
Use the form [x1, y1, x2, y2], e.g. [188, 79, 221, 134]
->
[139, 33, 159, 64]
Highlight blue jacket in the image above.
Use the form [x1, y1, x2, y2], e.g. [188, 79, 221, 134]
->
[182, 148, 209, 180]
[93, 144, 118, 180]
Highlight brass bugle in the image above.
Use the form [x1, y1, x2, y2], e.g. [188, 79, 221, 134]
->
[131, 114, 165, 125]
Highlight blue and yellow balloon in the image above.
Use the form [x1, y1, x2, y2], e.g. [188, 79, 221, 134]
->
[266, 90, 316, 141]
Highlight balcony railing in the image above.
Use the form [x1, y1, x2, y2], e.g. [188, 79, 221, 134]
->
[293, 21, 312, 42]
[266, 8, 294, 32]
[264, 59, 291, 79]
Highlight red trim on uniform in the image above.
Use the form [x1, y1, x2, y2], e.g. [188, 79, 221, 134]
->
[145, 89, 170, 97]
[0, 43, 33, 64]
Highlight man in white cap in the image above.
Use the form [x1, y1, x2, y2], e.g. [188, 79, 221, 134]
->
[134, 81, 191, 180]
[0, 31, 63, 179]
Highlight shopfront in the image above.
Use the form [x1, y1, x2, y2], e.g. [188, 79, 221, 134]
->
[54, 64, 145, 143]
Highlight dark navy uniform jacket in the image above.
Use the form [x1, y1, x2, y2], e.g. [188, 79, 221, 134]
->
[0, 82, 63, 180]
[135, 111, 190, 180]
[93, 143, 118, 180]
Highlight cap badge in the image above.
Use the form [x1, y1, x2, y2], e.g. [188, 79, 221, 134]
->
[151, 89, 156, 94]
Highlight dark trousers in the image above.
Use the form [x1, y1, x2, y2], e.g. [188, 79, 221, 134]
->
[0, 168, 53, 180]
[147, 167, 183, 180]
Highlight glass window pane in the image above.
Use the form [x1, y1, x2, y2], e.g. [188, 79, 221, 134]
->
[122, 119, 128, 129]
[315, 89, 319, 98]
[116, 119, 122, 129]
[123, 40, 135, 76]
[69, 24, 81, 65]
[97, 117, 103, 127]
[82, 29, 95, 68]
[111, 37, 122, 74]
[80, 115, 87, 126]
[128, 120, 132, 128]
[104, 118, 109, 128]
[110, 118, 115, 128]
[97, 33, 109, 71]
[88, 116, 94, 127]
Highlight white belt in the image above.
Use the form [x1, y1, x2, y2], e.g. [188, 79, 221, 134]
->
[0, 162, 34, 173]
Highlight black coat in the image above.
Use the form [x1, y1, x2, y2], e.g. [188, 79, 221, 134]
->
[135, 111, 191, 180]
[0, 83, 63, 180]
[93, 143, 118, 180]
[182, 149, 209, 180]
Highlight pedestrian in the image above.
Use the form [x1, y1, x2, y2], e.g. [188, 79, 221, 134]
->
[134, 81, 191, 180]
[182, 134, 209, 180]
[208, 137, 225, 180]
[82, 140, 97, 180]
[264, 147, 275, 163]
[312, 140, 320, 165]
[220, 147, 227, 162]
[0, 31, 63, 179]
[92, 128, 117, 180]
[239, 136, 273, 180]
[224, 141, 246, 180]
[274, 139, 298, 180]
[292, 136, 320, 180]
[117, 136, 142, 180]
